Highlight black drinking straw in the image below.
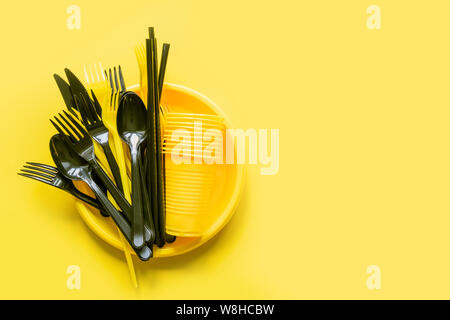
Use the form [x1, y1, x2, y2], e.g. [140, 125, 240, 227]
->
[158, 43, 176, 243]
[152, 32, 167, 248]
[145, 27, 173, 247]
[146, 34, 161, 246]
[158, 43, 170, 97]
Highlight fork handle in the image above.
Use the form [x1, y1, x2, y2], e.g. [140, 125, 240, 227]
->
[70, 189, 101, 209]
[90, 159, 152, 241]
[90, 160, 131, 213]
[139, 150, 155, 245]
[86, 177, 130, 236]
[100, 141, 124, 192]
[131, 146, 145, 249]
[85, 176, 151, 261]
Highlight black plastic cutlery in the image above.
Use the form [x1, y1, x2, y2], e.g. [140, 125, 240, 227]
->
[106, 66, 156, 246]
[138, 150, 155, 245]
[53, 74, 77, 115]
[106, 66, 126, 95]
[51, 100, 154, 246]
[50, 111, 129, 209]
[20, 27, 177, 266]
[77, 91, 123, 192]
[19, 162, 101, 209]
[50, 134, 152, 260]
[54, 72, 110, 217]
[65, 68, 102, 117]
[117, 92, 148, 249]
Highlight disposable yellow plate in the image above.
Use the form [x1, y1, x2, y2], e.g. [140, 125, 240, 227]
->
[74, 83, 245, 257]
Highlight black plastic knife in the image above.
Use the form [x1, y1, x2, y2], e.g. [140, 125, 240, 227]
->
[54, 72, 109, 217]
[53, 74, 77, 115]
[64, 68, 102, 117]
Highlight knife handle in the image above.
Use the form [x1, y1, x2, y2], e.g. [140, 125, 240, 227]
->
[100, 140, 123, 192]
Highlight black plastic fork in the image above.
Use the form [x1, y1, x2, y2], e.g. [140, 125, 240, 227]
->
[49, 110, 152, 244]
[76, 92, 123, 192]
[105, 66, 126, 94]
[18, 162, 101, 209]
[50, 111, 130, 212]
[107, 65, 157, 246]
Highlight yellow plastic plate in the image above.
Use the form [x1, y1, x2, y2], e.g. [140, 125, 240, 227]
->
[74, 83, 245, 257]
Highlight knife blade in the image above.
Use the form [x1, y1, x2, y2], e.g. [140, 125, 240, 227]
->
[53, 74, 77, 115]
[64, 68, 102, 117]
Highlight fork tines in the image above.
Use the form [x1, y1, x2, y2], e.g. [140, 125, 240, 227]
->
[18, 162, 57, 185]
[104, 66, 125, 113]
[50, 110, 88, 142]
[77, 92, 101, 126]
[105, 66, 126, 92]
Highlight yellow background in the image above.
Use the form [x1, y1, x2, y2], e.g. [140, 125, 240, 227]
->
[2, 0, 450, 299]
